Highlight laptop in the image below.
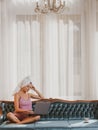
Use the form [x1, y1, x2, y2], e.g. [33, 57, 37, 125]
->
[33, 101, 51, 115]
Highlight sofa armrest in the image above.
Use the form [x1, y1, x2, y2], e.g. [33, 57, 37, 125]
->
[0, 115, 3, 124]
[0, 102, 3, 124]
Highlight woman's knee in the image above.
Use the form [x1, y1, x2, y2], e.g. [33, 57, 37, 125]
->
[7, 112, 13, 119]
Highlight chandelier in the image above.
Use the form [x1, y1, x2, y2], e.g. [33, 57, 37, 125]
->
[33, 0, 69, 14]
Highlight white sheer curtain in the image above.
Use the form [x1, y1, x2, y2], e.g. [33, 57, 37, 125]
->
[0, 0, 18, 100]
[0, 0, 98, 100]
[84, 0, 97, 99]
[96, 0, 98, 99]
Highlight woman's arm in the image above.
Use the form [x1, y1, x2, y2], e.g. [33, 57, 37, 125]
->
[30, 85, 44, 99]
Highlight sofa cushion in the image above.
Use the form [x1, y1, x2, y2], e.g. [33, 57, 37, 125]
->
[1, 120, 98, 130]
[69, 119, 98, 130]
[0, 121, 69, 130]
[0, 121, 35, 130]
[35, 120, 69, 128]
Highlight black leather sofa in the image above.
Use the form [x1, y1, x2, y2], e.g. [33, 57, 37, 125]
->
[0, 99, 98, 130]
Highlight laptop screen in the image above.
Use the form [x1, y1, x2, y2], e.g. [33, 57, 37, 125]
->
[34, 101, 51, 115]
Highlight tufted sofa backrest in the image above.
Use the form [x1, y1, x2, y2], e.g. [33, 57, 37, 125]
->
[1, 99, 98, 122]
[41, 101, 98, 120]
[1, 102, 15, 121]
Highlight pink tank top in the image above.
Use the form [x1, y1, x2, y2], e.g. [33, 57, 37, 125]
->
[19, 96, 32, 111]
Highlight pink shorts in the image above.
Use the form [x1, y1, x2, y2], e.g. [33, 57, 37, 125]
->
[14, 112, 30, 121]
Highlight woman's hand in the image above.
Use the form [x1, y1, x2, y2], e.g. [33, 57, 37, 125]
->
[31, 85, 36, 91]
[28, 110, 34, 114]
[22, 110, 34, 115]
[29, 83, 44, 99]
[29, 84, 36, 91]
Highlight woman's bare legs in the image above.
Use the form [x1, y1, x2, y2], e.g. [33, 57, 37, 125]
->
[7, 112, 20, 123]
[18, 115, 40, 124]
[7, 112, 40, 124]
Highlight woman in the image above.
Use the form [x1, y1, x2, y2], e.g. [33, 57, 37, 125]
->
[7, 76, 44, 124]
